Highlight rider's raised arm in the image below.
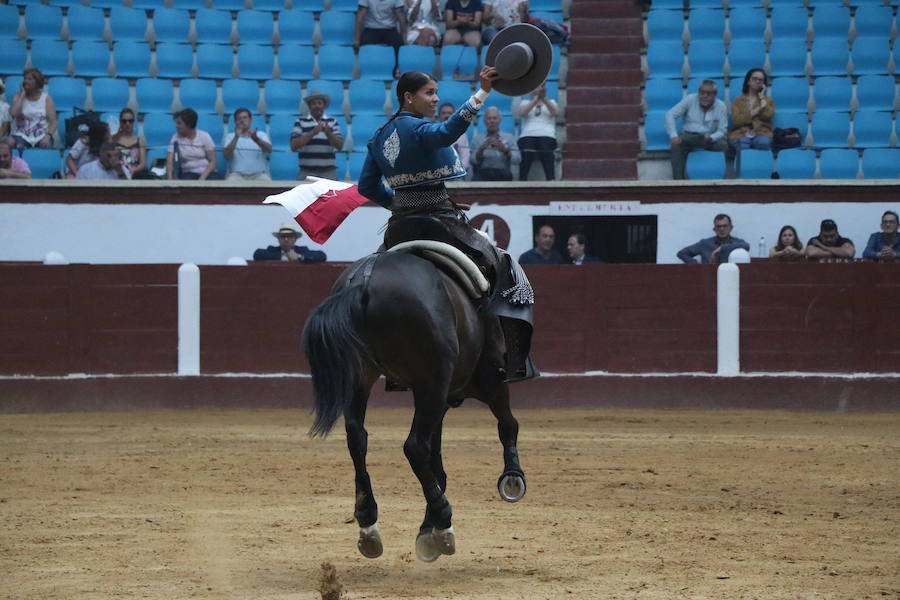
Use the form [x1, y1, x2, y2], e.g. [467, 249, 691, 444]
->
[411, 97, 482, 150]
[357, 152, 394, 209]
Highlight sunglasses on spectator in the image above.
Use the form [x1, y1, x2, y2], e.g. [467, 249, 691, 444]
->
[120, 118, 135, 123]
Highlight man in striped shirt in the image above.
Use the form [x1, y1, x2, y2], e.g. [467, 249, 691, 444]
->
[290, 90, 344, 180]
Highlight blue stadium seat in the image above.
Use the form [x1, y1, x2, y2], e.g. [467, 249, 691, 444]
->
[737, 149, 773, 179]
[195, 8, 234, 45]
[71, 41, 111, 77]
[528, 0, 563, 11]
[30, 40, 70, 77]
[861, 149, 900, 178]
[773, 111, 809, 141]
[303, 80, 344, 113]
[435, 80, 472, 109]
[25, 5, 63, 40]
[213, 0, 248, 9]
[49, 0, 84, 6]
[646, 9, 685, 44]
[21, 148, 62, 178]
[358, 44, 395, 80]
[549, 45, 560, 81]
[852, 111, 894, 148]
[647, 40, 685, 79]
[236, 10, 274, 45]
[109, 7, 148, 42]
[812, 76, 851, 112]
[775, 148, 816, 179]
[319, 11, 356, 45]
[141, 112, 175, 148]
[643, 110, 671, 151]
[769, 77, 810, 112]
[645, 78, 683, 112]
[398, 45, 437, 75]
[4, 76, 23, 103]
[810, 5, 850, 41]
[90, 77, 129, 112]
[237, 44, 275, 79]
[278, 44, 315, 80]
[850, 38, 891, 76]
[136, 78, 174, 113]
[726, 8, 766, 44]
[689, 0, 723, 6]
[484, 92, 513, 114]
[440, 45, 479, 80]
[686, 150, 726, 179]
[687, 40, 726, 79]
[349, 79, 388, 116]
[113, 41, 151, 78]
[48, 77, 87, 112]
[254, 0, 287, 11]
[727, 0, 763, 5]
[347, 151, 366, 181]
[267, 113, 298, 151]
[819, 148, 859, 179]
[0, 5, 20, 39]
[152, 9, 190, 43]
[687, 8, 725, 43]
[853, 6, 894, 42]
[350, 114, 383, 150]
[810, 38, 850, 76]
[329, 0, 359, 11]
[66, 6, 105, 42]
[769, 6, 809, 42]
[222, 78, 260, 114]
[171, 0, 209, 8]
[278, 9, 315, 44]
[197, 44, 236, 79]
[178, 79, 218, 113]
[810, 110, 850, 147]
[317, 44, 356, 80]
[197, 113, 225, 145]
[768, 39, 808, 77]
[86, 0, 124, 7]
[0, 42, 28, 79]
[131, 0, 164, 7]
[726, 40, 765, 79]
[856, 75, 897, 112]
[269, 150, 298, 180]
[263, 79, 300, 114]
[155, 43, 195, 79]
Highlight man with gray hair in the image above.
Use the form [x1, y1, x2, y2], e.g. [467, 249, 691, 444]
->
[471, 106, 518, 181]
[665, 79, 732, 180]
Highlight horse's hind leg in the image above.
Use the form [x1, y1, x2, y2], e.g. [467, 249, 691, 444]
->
[488, 381, 527, 502]
[344, 376, 382, 558]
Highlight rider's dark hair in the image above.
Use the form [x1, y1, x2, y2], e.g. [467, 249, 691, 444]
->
[371, 71, 436, 144]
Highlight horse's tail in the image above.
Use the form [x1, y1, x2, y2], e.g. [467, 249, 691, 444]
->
[303, 284, 373, 438]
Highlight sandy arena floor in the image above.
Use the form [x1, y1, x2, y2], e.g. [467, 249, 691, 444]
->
[1, 407, 898, 600]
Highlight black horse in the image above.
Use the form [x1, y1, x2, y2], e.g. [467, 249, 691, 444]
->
[303, 250, 527, 562]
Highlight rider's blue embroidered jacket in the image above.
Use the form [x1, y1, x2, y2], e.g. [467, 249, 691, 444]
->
[357, 98, 482, 209]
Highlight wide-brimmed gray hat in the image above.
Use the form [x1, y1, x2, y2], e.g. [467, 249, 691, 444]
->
[483, 23, 553, 97]
[303, 90, 330, 107]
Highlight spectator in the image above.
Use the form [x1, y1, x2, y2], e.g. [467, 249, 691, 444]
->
[729, 68, 775, 155]
[166, 108, 217, 180]
[224, 108, 272, 181]
[665, 80, 732, 180]
[0, 78, 10, 139]
[66, 121, 110, 179]
[677, 213, 750, 263]
[518, 224, 566, 265]
[471, 107, 518, 181]
[515, 83, 558, 181]
[0, 138, 31, 179]
[768, 225, 805, 261]
[9, 68, 57, 150]
[443, 0, 483, 49]
[111, 108, 151, 179]
[291, 91, 345, 180]
[406, 0, 441, 46]
[567, 232, 601, 265]
[862, 210, 899, 263]
[805, 219, 855, 262]
[481, 0, 527, 45]
[354, 0, 407, 78]
[437, 102, 469, 171]
[76, 142, 131, 180]
[253, 221, 327, 263]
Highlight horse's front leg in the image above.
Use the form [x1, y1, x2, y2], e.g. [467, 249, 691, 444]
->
[344, 379, 382, 558]
[488, 381, 527, 502]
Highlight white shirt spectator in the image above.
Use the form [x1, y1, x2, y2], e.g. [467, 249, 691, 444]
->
[664, 93, 728, 142]
[360, 0, 405, 29]
[76, 158, 132, 180]
[223, 130, 271, 176]
[516, 98, 558, 138]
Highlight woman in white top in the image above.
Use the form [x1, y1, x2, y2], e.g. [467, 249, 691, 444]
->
[10, 68, 57, 150]
[406, 0, 441, 46]
[515, 83, 557, 181]
[166, 108, 217, 180]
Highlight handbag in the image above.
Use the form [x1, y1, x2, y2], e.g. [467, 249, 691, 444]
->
[773, 127, 801, 150]
[64, 107, 102, 148]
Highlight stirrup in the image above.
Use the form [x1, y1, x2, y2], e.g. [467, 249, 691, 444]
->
[505, 355, 539, 383]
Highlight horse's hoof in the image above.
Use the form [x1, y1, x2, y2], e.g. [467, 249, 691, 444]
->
[497, 472, 526, 502]
[357, 524, 383, 559]
[415, 526, 455, 563]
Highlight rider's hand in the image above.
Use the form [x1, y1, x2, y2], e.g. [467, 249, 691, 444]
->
[478, 66, 500, 93]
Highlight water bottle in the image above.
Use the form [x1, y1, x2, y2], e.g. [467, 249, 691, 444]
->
[758, 235, 766, 258]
